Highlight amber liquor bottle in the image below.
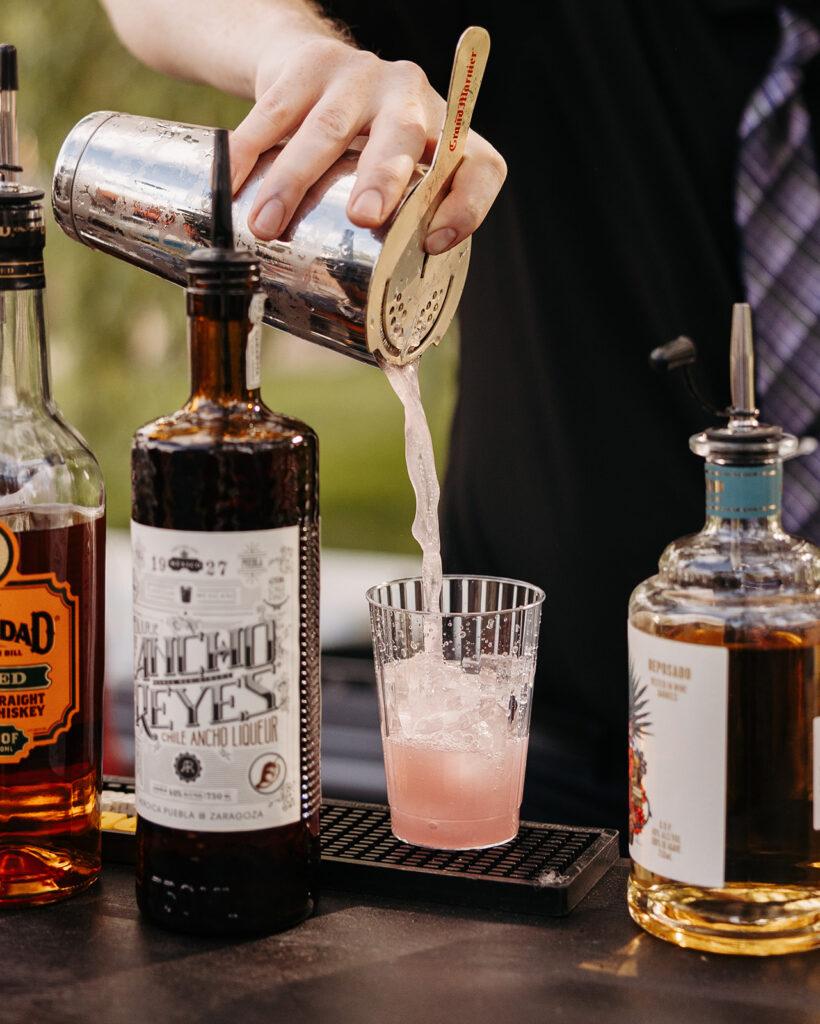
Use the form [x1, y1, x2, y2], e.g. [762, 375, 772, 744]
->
[0, 44, 106, 906]
[628, 305, 820, 954]
[131, 131, 320, 934]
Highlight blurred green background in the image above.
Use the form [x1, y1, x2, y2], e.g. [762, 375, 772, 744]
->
[6, 2, 459, 553]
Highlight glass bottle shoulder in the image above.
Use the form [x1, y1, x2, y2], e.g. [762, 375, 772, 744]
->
[0, 403, 104, 515]
[629, 521, 820, 646]
[132, 400, 317, 452]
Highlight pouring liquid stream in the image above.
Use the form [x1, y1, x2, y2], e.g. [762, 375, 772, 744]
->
[380, 358, 443, 653]
[375, 27, 490, 609]
[378, 356, 534, 851]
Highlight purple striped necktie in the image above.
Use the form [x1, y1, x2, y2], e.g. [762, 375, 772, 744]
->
[735, 7, 820, 541]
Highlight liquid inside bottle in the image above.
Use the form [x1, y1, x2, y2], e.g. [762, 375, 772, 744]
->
[627, 305, 820, 954]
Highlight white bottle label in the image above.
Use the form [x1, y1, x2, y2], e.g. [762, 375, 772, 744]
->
[810, 720, 814, 831]
[131, 522, 301, 832]
[246, 292, 265, 391]
[627, 623, 729, 888]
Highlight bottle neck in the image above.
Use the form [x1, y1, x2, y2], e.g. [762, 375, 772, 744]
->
[704, 458, 782, 531]
[186, 290, 262, 410]
[0, 285, 52, 411]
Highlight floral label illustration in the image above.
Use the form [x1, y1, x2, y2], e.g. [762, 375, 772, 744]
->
[131, 523, 301, 832]
[627, 623, 729, 888]
[0, 521, 79, 763]
[628, 659, 652, 845]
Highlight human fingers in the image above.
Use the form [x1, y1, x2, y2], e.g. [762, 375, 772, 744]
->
[235, 41, 391, 239]
[231, 39, 505, 250]
[230, 107, 294, 197]
[229, 42, 335, 196]
[246, 84, 371, 239]
[344, 61, 433, 228]
[423, 132, 507, 254]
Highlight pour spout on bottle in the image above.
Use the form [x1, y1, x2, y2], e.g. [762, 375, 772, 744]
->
[210, 128, 233, 250]
[729, 303, 758, 424]
[0, 44, 19, 185]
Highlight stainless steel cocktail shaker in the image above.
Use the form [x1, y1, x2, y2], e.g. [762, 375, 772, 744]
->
[51, 28, 489, 365]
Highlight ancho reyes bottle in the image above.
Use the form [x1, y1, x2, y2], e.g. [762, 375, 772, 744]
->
[131, 130, 320, 935]
[628, 304, 820, 955]
[0, 44, 106, 906]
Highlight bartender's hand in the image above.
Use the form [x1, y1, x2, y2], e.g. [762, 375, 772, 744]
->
[98, 0, 506, 255]
[231, 37, 507, 254]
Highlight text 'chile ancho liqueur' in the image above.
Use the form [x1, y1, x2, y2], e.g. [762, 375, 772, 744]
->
[0, 45, 106, 906]
[628, 304, 820, 955]
[131, 130, 320, 935]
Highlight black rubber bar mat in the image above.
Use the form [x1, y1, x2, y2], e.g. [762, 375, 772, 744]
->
[102, 778, 619, 917]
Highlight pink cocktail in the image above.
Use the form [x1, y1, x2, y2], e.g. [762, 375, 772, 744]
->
[367, 576, 544, 851]
[383, 734, 529, 849]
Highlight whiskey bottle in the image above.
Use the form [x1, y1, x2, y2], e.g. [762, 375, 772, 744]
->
[628, 304, 820, 954]
[0, 44, 106, 906]
[131, 130, 320, 935]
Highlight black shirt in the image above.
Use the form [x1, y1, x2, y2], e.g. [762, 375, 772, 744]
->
[328, 0, 820, 831]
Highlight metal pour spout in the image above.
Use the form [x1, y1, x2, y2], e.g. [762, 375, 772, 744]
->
[689, 302, 799, 460]
[729, 302, 757, 421]
[210, 128, 233, 250]
[0, 44, 20, 185]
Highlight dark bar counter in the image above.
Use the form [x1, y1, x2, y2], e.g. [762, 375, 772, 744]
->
[4, 856, 820, 1024]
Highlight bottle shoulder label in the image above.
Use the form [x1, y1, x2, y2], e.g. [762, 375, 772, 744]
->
[0, 522, 80, 763]
[246, 292, 264, 391]
[131, 522, 302, 832]
[627, 622, 729, 887]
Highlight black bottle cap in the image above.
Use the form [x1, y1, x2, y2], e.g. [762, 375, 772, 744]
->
[0, 201, 45, 290]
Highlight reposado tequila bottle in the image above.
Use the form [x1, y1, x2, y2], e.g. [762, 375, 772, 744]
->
[628, 303, 820, 955]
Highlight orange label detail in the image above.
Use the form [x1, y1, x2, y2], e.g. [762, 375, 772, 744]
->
[0, 522, 79, 763]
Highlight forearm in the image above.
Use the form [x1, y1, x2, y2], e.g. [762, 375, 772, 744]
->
[98, 0, 347, 100]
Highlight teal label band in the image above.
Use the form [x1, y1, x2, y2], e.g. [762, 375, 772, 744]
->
[705, 463, 781, 518]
